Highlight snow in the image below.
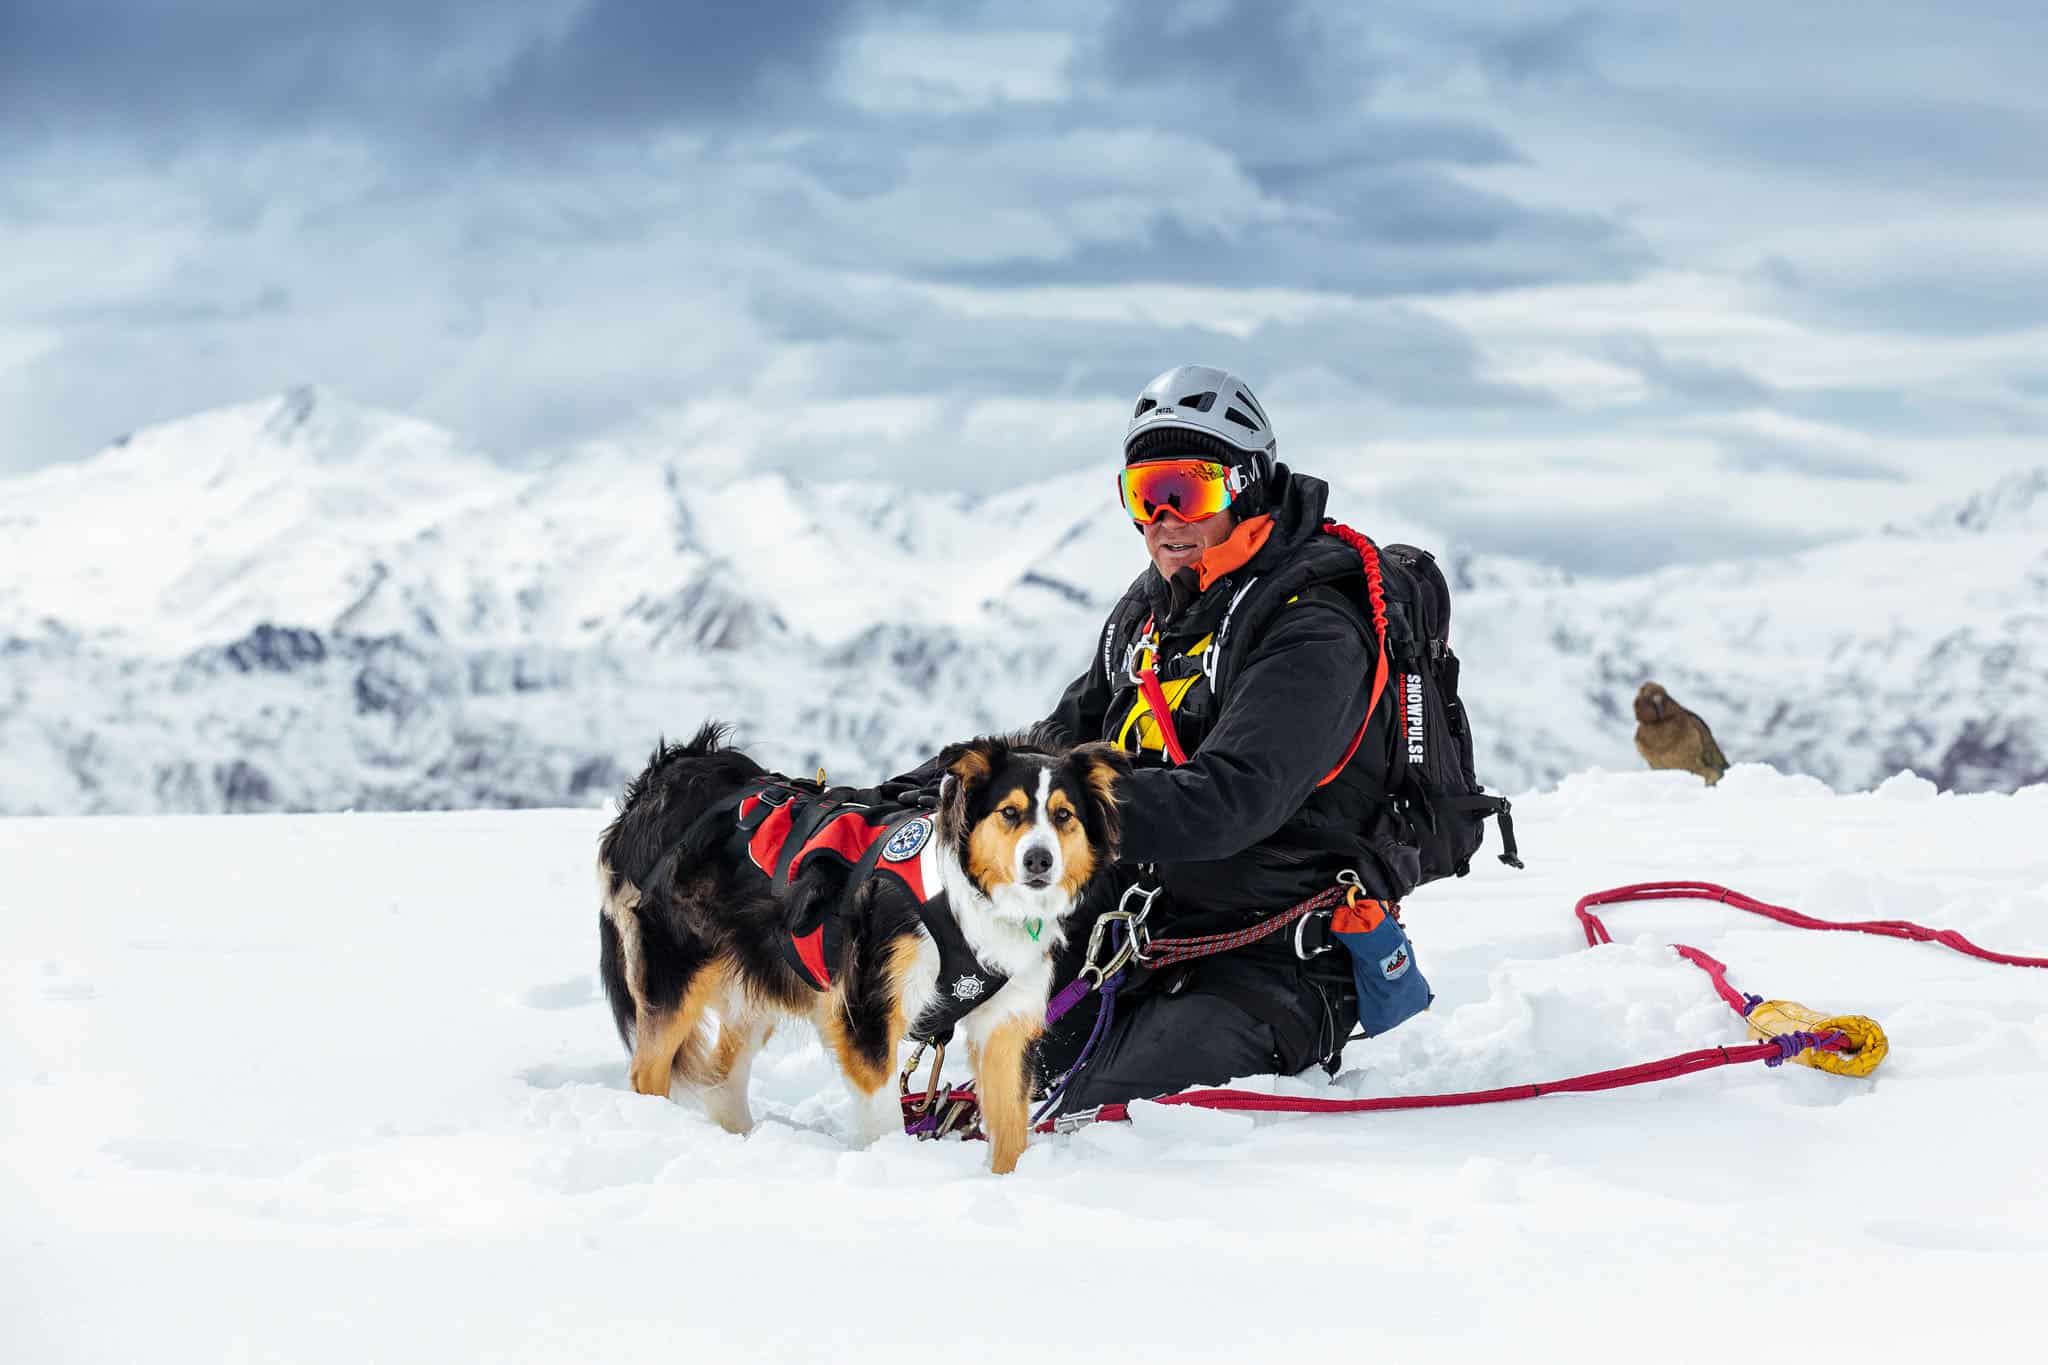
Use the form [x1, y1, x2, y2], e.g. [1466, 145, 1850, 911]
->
[6, 768, 2045, 1362]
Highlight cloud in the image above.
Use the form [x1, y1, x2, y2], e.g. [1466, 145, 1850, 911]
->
[1599, 331, 1772, 405]
[0, 0, 546, 144]
[2, 0, 2045, 583]
[1377, 476, 1835, 576]
[0, 1, 881, 152]
[481, 0, 868, 138]
[1091, 0, 1361, 113]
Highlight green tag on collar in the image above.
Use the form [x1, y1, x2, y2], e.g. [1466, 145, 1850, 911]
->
[1025, 917, 1043, 942]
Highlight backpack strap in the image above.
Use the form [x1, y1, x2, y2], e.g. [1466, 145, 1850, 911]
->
[1136, 523, 1393, 785]
[1314, 521, 1391, 787]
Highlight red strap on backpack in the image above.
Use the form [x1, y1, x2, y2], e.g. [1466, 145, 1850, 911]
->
[1131, 521, 1390, 783]
[1316, 521, 1391, 786]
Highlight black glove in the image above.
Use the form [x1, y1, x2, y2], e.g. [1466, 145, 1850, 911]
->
[874, 763, 944, 809]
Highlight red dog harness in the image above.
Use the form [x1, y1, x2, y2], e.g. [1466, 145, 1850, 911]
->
[736, 783, 939, 988]
[731, 782, 1008, 1042]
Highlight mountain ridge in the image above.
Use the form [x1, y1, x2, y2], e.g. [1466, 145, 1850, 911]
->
[4, 390, 2044, 814]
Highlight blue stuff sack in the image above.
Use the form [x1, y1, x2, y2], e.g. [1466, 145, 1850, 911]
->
[1331, 895, 1433, 1037]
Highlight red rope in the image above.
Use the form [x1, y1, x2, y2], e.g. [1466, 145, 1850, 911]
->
[1074, 1041, 1795, 1125]
[1315, 522, 1391, 787]
[1037, 880, 2047, 1134]
[1670, 945, 1754, 1017]
[1576, 880, 2048, 968]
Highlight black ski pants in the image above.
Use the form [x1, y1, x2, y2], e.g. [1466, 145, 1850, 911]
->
[1035, 912, 1356, 1117]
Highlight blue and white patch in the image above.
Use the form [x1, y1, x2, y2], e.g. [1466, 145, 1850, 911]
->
[882, 816, 932, 864]
[1379, 946, 1412, 981]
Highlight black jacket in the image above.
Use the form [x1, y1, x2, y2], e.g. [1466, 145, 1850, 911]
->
[1041, 468, 1409, 949]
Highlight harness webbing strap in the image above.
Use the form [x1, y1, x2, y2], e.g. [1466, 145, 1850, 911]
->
[1132, 657, 1191, 764]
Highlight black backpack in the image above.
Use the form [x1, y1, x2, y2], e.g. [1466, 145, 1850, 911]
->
[1366, 534, 1523, 883]
[1208, 521, 1524, 888]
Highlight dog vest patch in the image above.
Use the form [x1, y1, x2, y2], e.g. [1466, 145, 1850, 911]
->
[882, 816, 932, 863]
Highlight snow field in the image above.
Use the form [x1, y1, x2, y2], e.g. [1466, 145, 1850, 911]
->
[4, 766, 2046, 1363]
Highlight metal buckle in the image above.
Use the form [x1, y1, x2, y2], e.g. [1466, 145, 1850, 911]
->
[1122, 633, 1159, 686]
[1051, 1106, 1103, 1135]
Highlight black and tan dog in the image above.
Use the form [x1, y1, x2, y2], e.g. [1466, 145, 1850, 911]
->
[597, 723, 1127, 1174]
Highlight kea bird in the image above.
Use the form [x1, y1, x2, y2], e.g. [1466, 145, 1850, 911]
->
[1633, 681, 1730, 786]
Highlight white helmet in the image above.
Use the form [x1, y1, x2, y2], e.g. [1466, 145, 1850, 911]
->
[1123, 365, 1277, 509]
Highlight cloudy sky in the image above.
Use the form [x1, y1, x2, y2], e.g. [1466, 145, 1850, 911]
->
[4, 0, 2045, 572]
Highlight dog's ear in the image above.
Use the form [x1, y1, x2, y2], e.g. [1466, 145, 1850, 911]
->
[935, 737, 1000, 840]
[936, 738, 995, 789]
[1065, 742, 1131, 858]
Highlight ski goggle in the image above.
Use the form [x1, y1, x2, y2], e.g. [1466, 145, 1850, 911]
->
[1117, 458, 1247, 526]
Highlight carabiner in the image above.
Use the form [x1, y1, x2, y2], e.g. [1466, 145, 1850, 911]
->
[898, 1039, 947, 1116]
[1122, 633, 1160, 687]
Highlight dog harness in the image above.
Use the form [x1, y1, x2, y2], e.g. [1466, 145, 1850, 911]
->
[731, 781, 1008, 1044]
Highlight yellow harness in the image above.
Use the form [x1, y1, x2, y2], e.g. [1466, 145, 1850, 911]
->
[1116, 632, 1214, 756]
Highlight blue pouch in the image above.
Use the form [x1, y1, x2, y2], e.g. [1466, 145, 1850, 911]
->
[1331, 895, 1433, 1037]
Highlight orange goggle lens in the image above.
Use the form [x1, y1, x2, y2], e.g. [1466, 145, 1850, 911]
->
[1117, 459, 1236, 525]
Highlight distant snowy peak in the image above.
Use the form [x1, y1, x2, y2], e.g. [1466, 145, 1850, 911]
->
[101, 386, 494, 479]
[1913, 465, 2048, 535]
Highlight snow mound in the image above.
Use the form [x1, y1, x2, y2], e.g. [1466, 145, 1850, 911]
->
[5, 772, 2045, 1361]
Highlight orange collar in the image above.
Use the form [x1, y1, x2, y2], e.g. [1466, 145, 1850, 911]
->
[1194, 515, 1274, 591]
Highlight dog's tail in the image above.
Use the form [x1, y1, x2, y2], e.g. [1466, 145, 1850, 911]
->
[598, 904, 637, 1048]
[596, 845, 647, 1049]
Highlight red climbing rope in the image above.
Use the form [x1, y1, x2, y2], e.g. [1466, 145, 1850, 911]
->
[1036, 880, 2046, 1134]
[1067, 1039, 1814, 1126]
[1576, 880, 2048, 968]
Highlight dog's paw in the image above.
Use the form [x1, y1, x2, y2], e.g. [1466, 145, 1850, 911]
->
[853, 1088, 903, 1146]
[627, 1056, 673, 1097]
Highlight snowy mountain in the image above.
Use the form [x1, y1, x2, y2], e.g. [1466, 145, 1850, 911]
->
[3, 389, 2044, 813]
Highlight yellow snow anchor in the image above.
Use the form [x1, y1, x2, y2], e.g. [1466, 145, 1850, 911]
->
[1743, 999, 1888, 1078]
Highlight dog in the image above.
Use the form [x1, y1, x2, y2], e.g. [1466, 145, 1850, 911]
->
[596, 723, 1128, 1174]
[1633, 681, 1730, 785]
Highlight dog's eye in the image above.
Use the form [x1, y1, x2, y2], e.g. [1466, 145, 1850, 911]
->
[1053, 808, 1074, 826]
[1000, 807, 1023, 826]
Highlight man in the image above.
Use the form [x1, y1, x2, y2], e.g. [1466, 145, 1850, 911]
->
[1033, 364, 1412, 1114]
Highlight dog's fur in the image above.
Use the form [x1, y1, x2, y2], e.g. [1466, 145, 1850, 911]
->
[597, 723, 1128, 1174]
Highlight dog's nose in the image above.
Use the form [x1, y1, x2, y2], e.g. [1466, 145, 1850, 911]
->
[1022, 847, 1054, 881]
